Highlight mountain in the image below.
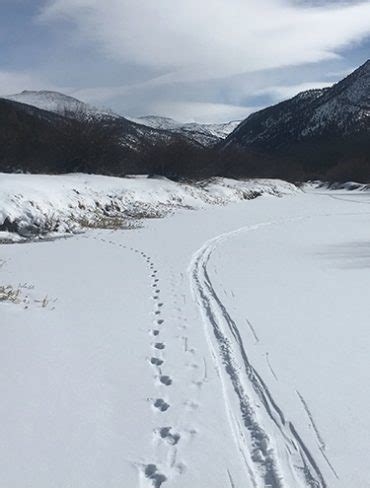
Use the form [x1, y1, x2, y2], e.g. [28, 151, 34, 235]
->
[2, 91, 187, 153]
[3, 90, 185, 150]
[5, 91, 239, 148]
[226, 60, 370, 148]
[4, 90, 115, 118]
[224, 88, 328, 150]
[0, 96, 188, 175]
[223, 60, 370, 178]
[132, 115, 240, 146]
[2, 61, 369, 181]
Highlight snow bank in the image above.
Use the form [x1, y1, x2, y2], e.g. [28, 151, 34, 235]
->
[0, 173, 298, 240]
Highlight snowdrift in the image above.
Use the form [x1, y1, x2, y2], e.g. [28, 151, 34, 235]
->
[0, 174, 298, 240]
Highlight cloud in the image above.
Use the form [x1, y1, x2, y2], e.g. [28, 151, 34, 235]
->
[255, 81, 334, 101]
[2, 1, 369, 123]
[69, 82, 255, 122]
[40, 0, 370, 82]
[140, 101, 256, 123]
[0, 70, 54, 96]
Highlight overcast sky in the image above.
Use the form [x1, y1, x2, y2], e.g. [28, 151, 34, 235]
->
[0, 0, 370, 122]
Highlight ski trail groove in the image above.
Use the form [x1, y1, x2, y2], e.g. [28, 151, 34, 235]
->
[190, 220, 328, 488]
[296, 392, 340, 480]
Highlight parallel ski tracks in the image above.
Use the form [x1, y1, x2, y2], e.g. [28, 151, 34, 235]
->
[190, 219, 327, 488]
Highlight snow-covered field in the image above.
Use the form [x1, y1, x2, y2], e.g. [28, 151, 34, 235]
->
[1, 177, 369, 488]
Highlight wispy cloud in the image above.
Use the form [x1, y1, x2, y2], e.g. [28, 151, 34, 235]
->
[40, 0, 370, 81]
[1, 1, 369, 122]
[141, 101, 256, 123]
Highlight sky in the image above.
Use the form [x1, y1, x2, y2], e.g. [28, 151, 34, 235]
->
[0, 0, 370, 123]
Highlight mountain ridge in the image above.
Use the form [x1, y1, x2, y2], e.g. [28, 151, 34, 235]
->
[131, 115, 241, 146]
[5, 91, 240, 147]
[225, 59, 370, 150]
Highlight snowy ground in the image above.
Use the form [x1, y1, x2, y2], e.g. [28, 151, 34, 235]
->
[1, 180, 369, 488]
[0, 174, 296, 240]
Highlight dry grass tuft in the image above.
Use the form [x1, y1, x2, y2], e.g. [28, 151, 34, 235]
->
[0, 285, 21, 304]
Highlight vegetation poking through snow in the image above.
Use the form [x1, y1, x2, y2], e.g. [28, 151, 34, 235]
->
[0, 285, 21, 304]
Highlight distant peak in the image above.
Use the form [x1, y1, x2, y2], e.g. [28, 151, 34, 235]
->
[361, 59, 370, 71]
[347, 59, 370, 79]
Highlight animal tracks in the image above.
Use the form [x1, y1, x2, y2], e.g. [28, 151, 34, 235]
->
[151, 357, 164, 367]
[156, 427, 181, 446]
[126, 247, 181, 485]
[159, 375, 172, 386]
[88, 234, 198, 486]
[153, 398, 170, 412]
[144, 464, 167, 488]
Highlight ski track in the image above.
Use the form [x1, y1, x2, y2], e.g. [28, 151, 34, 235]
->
[189, 218, 328, 488]
[296, 392, 340, 481]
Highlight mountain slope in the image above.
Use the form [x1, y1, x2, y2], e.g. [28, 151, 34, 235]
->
[225, 60, 370, 150]
[0, 97, 66, 173]
[0, 96, 188, 174]
[223, 60, 370, 179]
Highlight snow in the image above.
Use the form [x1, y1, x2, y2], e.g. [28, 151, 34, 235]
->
[1, 179, 370, 487]
[0, 173, 297, 238]
[4, 90, 114, 118]
[131, 116, 184, 131]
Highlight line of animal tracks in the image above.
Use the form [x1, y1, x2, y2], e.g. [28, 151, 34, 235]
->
[88, 234, 199, 488]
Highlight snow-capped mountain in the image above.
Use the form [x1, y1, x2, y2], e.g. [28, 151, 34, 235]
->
[4, 90, 108, 117]
[2, 60, 369, 179]
[2, 91, 182, 153]
[224, 60, 370, 150]
[0, 95, 183, 175]
[132, 115, 241, 146]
